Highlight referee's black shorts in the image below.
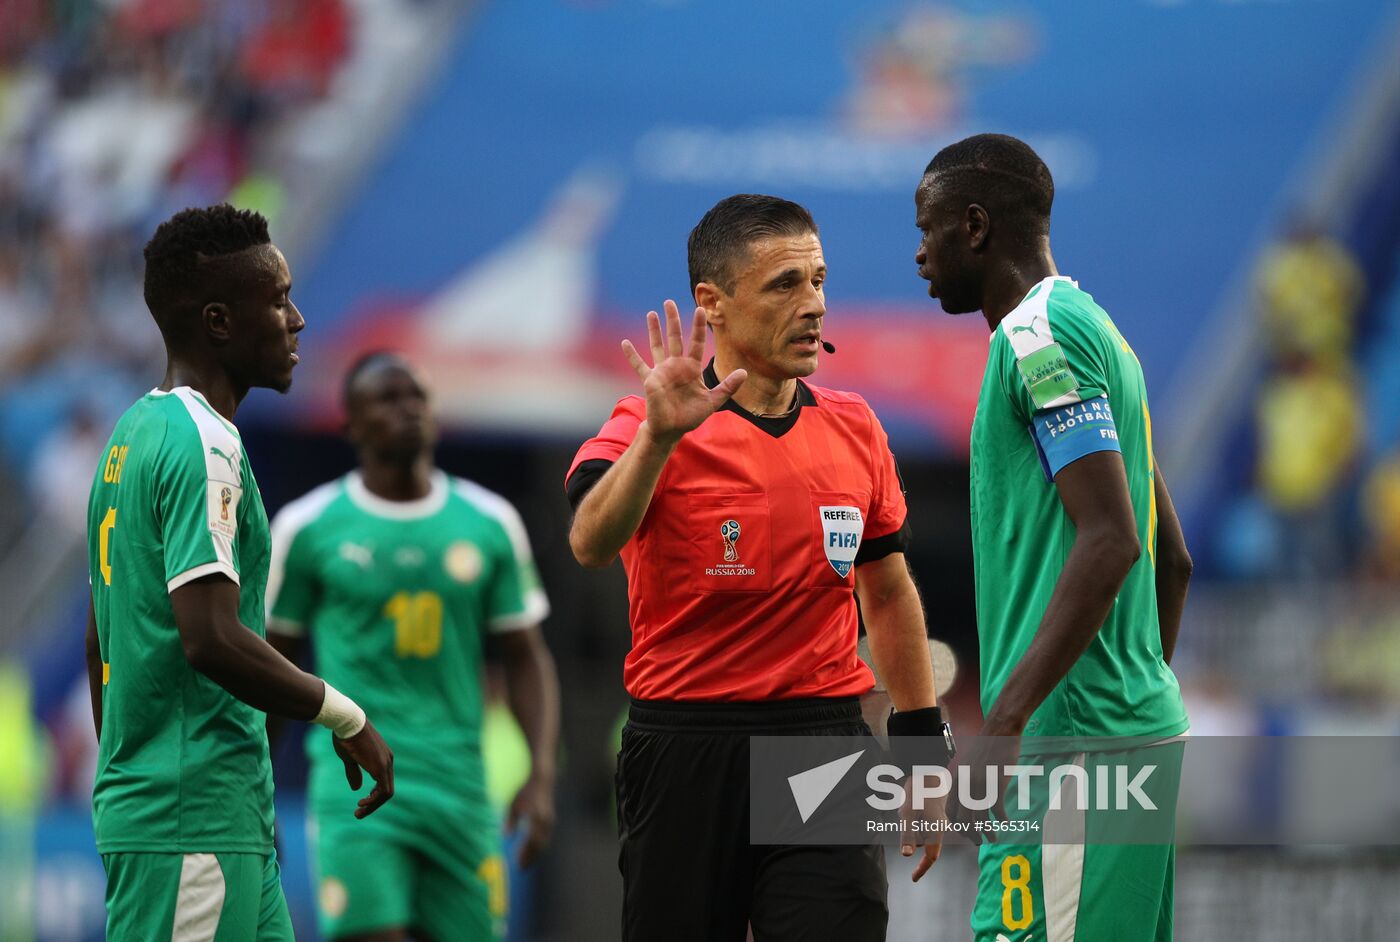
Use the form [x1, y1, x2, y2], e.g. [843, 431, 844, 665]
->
[616, 696, 887, 942]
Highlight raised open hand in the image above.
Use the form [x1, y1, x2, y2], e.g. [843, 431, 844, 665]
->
[621, 300, 746, 445]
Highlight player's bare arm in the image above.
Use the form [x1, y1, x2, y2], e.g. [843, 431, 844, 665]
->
[267, 629, 304, 664]
[263, 629, 306, 751]
[172, 573, 395, 817]
[569, 300, 745, 567]
[951, 450, 1140, 835]
[983, 450, 1141, 733]
[856, 553, 938, 713]
[85, 601, 102, 740]
[1152, 460, 1193, 664]
[855, 551, 945, 880]
[498, 626, 561, 867]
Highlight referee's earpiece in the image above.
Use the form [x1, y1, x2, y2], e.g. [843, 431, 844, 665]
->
[821, 340, 836, 354]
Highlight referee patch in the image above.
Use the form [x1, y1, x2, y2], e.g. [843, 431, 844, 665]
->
[819, 505, 863, 579]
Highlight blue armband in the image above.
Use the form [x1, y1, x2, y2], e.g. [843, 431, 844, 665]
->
[1029, 396, 1121, 480]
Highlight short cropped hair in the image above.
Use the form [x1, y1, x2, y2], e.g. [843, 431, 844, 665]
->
[143, 204, 271, 329]
[923, 134, 1054, 236]
[687, 194, 818, 296]
[341, 350, 407, 412]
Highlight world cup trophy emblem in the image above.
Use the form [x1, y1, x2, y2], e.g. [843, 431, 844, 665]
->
[220, 486, 233, 521]
[720, 519, 741, 563]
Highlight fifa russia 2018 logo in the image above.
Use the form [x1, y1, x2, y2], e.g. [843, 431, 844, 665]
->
[220, 486, 233, 521]
[707, 519, 753, 577]
[720, 519, 741, 562]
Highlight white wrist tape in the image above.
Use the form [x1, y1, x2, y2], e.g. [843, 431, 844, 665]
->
[314, 681, 366, 739]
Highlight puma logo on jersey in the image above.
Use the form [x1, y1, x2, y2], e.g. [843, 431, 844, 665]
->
[1010, 317, 1043, 339]
[338, 541, 374, 570]
[209, 445, 240, 477]
[394, 546, 425, 568]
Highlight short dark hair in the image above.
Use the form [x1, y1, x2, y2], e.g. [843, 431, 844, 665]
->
[922, 134, 1054, 236]
[342, 350, 407, 412]
[143, 204, 271, 330]
[687, 194, 818, 296]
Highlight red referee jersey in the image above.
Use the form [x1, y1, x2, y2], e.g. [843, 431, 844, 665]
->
[566, 362, 911, 702]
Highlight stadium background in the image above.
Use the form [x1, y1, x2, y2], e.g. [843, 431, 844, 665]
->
[2, 0, 1400, 938]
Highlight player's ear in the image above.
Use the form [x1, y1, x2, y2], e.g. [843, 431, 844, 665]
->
[694, 282, 724, 327]
[202, 302, 232, 343]
[966, 204, 990, 252]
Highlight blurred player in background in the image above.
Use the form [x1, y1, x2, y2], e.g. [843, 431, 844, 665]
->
[914, 134, 1193, 941]
[267, 352, 560, 942]
[85, 205, 394, 941]
[568, 194, 950, 941]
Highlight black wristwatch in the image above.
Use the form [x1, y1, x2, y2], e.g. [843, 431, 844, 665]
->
[886, 706, 956, 767]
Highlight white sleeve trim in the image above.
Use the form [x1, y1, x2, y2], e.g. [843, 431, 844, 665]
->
[488, 590, 550, 634]
[1000, 277, 1058, 358]
[1040, 388, 1086, 410]
[452, 477, 553, 625]
[265, 479, 341, 622]
[451, 478, 535, 560]
[266, 616, 306, 637]
[168, 561, 239, 593]
[171, 389, 243, 578]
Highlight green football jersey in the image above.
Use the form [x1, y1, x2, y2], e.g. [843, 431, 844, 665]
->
[266, 471, 549, 818]
[970, 276, 1188, 742]
[86, 387, 274, 853]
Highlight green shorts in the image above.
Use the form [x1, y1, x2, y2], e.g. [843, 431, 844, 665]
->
[309, 804, 507, 940]
[971, 741, 1184, 942]
[102, 850, 293, 942]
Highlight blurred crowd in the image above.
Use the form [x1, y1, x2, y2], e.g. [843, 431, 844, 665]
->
[1214, 223, 1400, 583]
[0, 0, 421, 523]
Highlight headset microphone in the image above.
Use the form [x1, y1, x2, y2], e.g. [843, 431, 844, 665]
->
[821, 340, 836, 354]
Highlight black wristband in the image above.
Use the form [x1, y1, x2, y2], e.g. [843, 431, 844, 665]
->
[886, 707, 954, 770]
[886, 706, 944, 738]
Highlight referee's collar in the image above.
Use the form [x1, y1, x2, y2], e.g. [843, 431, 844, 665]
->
[703, 359, 817, 439]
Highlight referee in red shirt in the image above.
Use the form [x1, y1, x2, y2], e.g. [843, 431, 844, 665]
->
[568, 195, 948, 941]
